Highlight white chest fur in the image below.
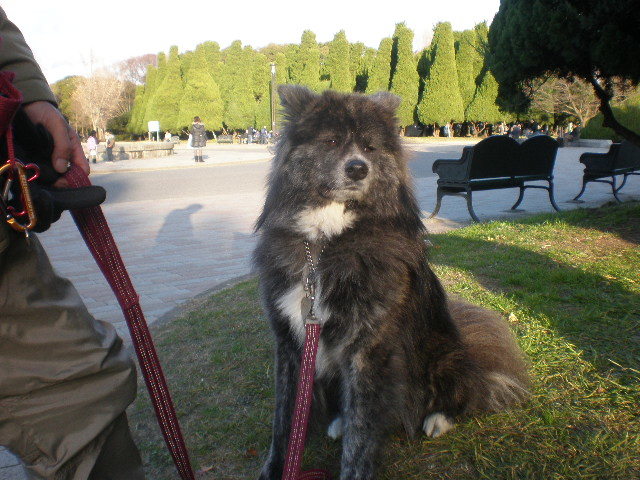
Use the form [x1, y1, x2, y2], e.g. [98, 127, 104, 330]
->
[275, 282, 334, 378]
[295, 202, 355, 241]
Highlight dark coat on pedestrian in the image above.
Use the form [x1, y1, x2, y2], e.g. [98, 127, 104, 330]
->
[190, 122, 207, 148]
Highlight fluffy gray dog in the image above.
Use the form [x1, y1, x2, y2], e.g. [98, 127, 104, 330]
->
[253, 85, 529, 480]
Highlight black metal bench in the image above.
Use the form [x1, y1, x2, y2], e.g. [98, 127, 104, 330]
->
[430, 135, 560, 222]
[573, 140, 640, 203]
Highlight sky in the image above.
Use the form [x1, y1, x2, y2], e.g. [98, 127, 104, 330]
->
[2, 0, 501, 84]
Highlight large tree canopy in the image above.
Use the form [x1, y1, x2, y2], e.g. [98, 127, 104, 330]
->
[489, 0, 640, 144]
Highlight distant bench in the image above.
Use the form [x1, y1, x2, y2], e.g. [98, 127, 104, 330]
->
[573, 140, 640, 202]
[430, 135, 560, 222]
[83, 142, 174, 161]
[216, 135, 236, 144]
[124, 143, 174, 159]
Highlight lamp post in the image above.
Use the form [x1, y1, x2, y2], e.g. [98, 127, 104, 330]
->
[270, 62, 277, 134]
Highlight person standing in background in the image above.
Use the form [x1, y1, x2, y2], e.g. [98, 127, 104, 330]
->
[87, 130, 98, 163]
[190, 116, 206, 162]
[105, 130, 115, 161]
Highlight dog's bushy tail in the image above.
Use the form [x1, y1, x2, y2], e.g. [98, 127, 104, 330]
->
[448, 297, 530, 412]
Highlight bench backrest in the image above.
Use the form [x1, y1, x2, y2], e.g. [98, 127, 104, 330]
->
[615, 141, 640, 169]
[516, 135, 559, 176]
[468, 135, 520, 179]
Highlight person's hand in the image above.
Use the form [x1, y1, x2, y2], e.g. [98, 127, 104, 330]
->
[22, 101, 89, 187]
[7, 105, 106, 233]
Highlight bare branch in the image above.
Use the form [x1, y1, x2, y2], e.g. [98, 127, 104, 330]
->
[71, 72, 128, 137]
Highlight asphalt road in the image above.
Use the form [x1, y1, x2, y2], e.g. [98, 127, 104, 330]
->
[90, 143, 458, 206]
[94, 160, 271, 204]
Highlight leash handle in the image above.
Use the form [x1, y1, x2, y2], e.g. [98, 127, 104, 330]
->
[64, 166, 196, 480]
[282, 322, 331, 480]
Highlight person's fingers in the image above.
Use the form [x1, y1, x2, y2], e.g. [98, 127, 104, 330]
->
[52, 176, 69, 188]
[67, 124, 90, 175]
[22, 101, 87, 175]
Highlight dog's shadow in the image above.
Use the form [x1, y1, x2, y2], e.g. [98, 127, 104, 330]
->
[154, 203, 203, 249]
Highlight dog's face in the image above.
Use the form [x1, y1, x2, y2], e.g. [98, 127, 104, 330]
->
[277, 86, 406, 205]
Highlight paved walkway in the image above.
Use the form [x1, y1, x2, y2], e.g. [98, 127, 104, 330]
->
[2, 140, 638, 478]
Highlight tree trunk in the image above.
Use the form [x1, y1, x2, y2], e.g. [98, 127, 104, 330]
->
[588, 74, 640, 147]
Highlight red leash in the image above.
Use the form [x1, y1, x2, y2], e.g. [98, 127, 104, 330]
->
[282, 322, 331, 480]
[64, 166, 195, 480]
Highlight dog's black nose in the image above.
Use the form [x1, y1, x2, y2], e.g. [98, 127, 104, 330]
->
[345, 159, 369, 181]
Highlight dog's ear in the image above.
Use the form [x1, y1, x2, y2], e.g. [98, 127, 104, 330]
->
[278, 85, 316, 118]
[370, 91, 401, 113]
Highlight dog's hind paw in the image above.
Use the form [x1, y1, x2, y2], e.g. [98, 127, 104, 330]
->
[423, 413, 454, 438]
[327, 417, 343, 439]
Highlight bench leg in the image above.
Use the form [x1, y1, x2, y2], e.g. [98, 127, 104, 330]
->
[613, 172, 638, 198]
[547, 181, 561, 212]
[610, 176, 623, 203]
[572, 177, 588, 201]
[428, 189, 444, 219]
[511, 186, 525, 210]
[465, 191, 481, 222]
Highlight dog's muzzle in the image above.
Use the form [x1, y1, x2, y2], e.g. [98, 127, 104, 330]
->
[345, 159, 369, 181]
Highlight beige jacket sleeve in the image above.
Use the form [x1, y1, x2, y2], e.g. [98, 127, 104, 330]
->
[0, 6, 57, 104]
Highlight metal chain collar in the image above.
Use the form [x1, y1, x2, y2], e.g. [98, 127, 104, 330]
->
[301, 240, 324, 324]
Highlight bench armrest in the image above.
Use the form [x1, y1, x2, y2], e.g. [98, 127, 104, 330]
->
[579, 144, 619, 168]
[432, 147, 473, 182]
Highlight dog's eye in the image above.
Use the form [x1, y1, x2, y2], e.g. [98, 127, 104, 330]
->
[325, 138, 338, 147]
[363, 145, 376, 152]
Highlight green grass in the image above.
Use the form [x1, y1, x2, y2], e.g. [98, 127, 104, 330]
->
[129, 203, 640, 480]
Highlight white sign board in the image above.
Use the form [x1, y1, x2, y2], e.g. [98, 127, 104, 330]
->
[148, 120, 160, 132]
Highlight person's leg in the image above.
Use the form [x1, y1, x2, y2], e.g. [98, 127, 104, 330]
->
[0, 227, 144, 479]
[88, 413, 145, 480]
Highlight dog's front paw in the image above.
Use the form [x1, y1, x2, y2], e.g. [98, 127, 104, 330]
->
[327, 416, 343, 439]
[422, 412, 454, 438]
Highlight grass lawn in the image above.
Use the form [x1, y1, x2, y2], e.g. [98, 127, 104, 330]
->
[129, 202, 640, 480]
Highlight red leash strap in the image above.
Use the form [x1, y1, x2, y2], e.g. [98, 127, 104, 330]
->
[282, 322, 331, 480]
[64, 166, 195, 480]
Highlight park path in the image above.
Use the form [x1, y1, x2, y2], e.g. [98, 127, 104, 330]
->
[2, 141, 638, 478]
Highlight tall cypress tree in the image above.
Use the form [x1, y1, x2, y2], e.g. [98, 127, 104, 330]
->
[138, 64, 160, 132]
[146, 46, 184, 132]
[249, 49, 272, 128]
[133, 52, 166, 133]
[418, 22, 465, 125]
[274, 52, 288, 85]
[389, 23, 420, 127]
[219, 41, 255, 130]
[327, 30, 351, 92]
[200, 41, 222, 79]
[465, 69, 505, 123]
[464, 22, 506, 123]
[455, 29, 482, 112]
[127, 84, 146, 133]
[416, 46, 432, 103]
[282, 44, 297, 83]
[366, 38, 393, 94]
[350, 42, 375, 92]
[175, 45, 223, 132]
[290, 30, 321, 91]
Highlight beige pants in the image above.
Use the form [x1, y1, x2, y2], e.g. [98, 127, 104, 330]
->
[0, 225, 144, 479]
